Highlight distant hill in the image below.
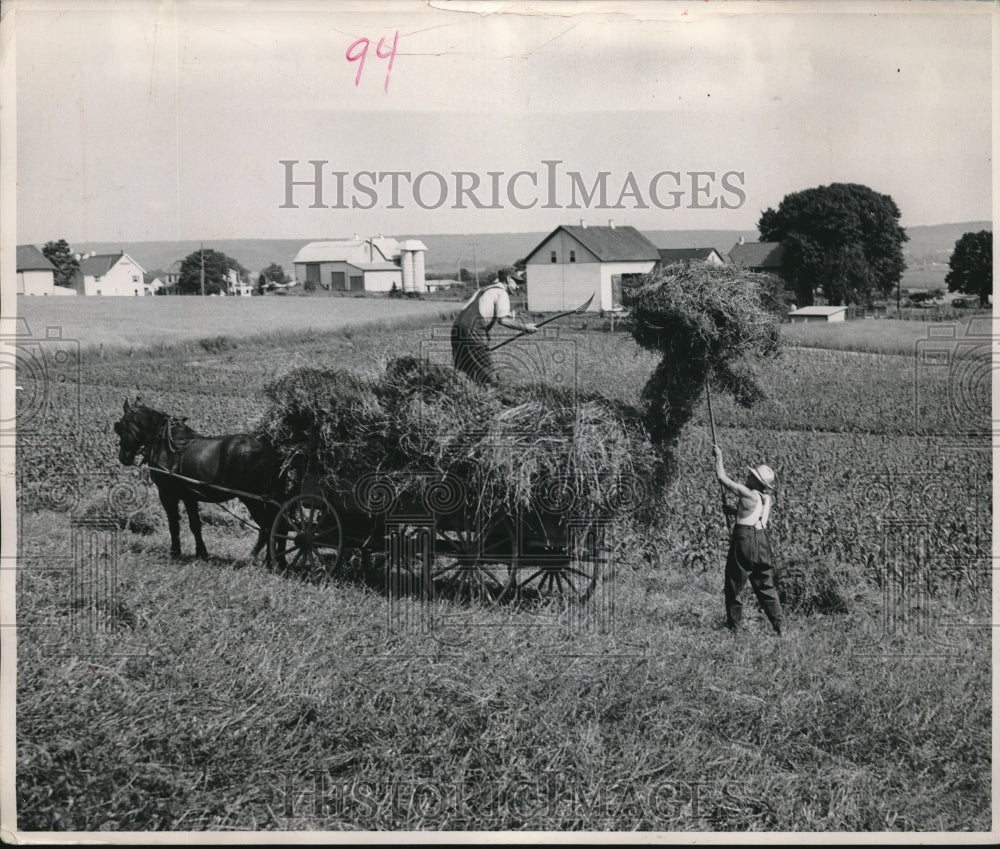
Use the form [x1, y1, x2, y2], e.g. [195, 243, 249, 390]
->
[66, 221, 989, 288]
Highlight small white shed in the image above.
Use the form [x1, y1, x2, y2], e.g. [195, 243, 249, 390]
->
[788, 306, 848, 324]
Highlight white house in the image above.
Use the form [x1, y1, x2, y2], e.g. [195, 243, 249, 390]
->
[72, 251, 147, 296]
[16, 245, 56, 295]
[657, 247, 726, 267]
[293, 235, 425, 293]
[788, 306, 848, 324]
[225, 268, 254, 297]
[524, 224, 660, 312]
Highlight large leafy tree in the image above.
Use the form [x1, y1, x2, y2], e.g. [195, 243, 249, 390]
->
[758, 183, 908, 306]
[177, 248, 245, 295]
[945, 230, 992, 307]
[42, 239, 80, 289]
[257, 262, 290, 293]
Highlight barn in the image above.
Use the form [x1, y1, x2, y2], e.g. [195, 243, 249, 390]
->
[16, 245, 56, 295]
[788, 305, 848, 324]
[525, 223, 660, 312]
[293, 236, 427, 293]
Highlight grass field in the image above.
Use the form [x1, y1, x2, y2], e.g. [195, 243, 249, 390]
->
[13, 306, 992, 832]
[13, 296, 452, 353]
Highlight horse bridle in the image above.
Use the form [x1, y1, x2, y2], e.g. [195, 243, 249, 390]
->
[118, 410, 186, 467]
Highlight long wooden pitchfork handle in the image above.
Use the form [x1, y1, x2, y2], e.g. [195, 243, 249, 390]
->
[706, 381, 733, 533]
[488, 292, 596, 352]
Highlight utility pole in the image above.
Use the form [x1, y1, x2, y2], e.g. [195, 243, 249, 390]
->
[200, 243, 205, 297]
[472, 243, 479, 288]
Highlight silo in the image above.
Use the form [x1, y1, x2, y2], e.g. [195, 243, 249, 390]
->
[401, 240, 428, 293]
[400, 249, 414, 293]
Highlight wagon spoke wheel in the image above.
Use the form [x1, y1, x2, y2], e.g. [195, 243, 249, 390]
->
[516, 523, 602, 604]
[431, 516, 517, 605]
[269, 494, 343, 578]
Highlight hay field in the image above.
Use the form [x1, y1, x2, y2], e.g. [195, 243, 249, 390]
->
[13, 295, 451, 352]
[14, 315, 991, 832]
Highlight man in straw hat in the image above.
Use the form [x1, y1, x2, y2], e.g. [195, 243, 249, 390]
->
[451, 269, 537, 386]
[712, 445, 784, 636]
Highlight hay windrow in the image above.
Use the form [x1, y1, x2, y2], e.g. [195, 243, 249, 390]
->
[257, 356, 658, 521]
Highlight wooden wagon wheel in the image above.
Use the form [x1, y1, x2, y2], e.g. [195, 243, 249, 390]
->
[515, 522, 603, 604]
[429, 515, 518, 605]
[269, 493, 344, 577]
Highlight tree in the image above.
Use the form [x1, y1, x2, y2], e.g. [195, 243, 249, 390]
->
[177, 248, 245, 296]
[758, 183, 908, 307]
[42, 239, 80, 289]
[257, 262, 290, 294]
[945, 230, 992, 307]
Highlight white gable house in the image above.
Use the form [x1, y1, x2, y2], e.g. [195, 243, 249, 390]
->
[73, 251, 147, 296]
[525, 224, 660, 312]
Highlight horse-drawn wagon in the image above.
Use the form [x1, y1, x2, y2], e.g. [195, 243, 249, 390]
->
[269, 467, 610, 603]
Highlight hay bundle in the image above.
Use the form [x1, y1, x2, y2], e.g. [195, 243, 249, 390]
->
[257, 357, 656, 521]
[623, 263, 781, 452]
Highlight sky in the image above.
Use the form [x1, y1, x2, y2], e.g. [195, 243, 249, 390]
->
[9, 0, 995, 244]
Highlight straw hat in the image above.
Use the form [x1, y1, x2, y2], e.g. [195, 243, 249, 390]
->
[747, 464, 776, 490]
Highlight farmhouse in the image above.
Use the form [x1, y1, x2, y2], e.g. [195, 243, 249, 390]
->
[16, 245, 57, 295]
[728, 239, 784, 276]
[225, 268, 253, 297]
[788, 305, 847, 323]
[525, 223, 660, 312]
[293, 236, 427, 293]
[657, 247, 726, 267]
[71, 251, 148, 296]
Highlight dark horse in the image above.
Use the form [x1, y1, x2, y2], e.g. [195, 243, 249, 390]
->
[114, 399, 284, 562]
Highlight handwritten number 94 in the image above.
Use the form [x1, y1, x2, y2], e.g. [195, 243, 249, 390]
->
[346, 31, 399, 94]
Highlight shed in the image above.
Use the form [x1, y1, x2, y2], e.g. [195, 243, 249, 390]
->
[524, 224, 660, 312]
[16, 245, 56, 295]
[788, 306, 848, 324]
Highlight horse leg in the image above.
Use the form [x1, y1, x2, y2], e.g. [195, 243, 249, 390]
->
[243, 499, 272, 564]
[159, 490, 183, 558]
[183, 497, 210, 559]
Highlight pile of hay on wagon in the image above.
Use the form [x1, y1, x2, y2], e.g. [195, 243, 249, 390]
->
[256, 356, 657, 522]
[256, 261, 780, 522]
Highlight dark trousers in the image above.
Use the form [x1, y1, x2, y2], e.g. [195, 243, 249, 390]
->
[724, 525, 783, 632]
[451, 325, 496, 386]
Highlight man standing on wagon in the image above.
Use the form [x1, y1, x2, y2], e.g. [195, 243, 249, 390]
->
[451, 270, 538, 386]
[712, 445, 784, 636]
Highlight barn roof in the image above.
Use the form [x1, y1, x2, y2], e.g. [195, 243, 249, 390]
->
[16, 244, 56, 272]
[728, 241, 784, 269]
[526, 225, 660, 263]
[657, 247, 724, 264]
[788, 306, 847, 316]
[294, 237, 402, 265]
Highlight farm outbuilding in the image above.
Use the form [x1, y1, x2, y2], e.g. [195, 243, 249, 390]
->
[293, 236, 427, 294]
[16, 245, 56, 295]
[788, 306, 848, 323]
[657, 247, 726, 267]
[728, 239, 784, 274]
[525, 223, 660, 312]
